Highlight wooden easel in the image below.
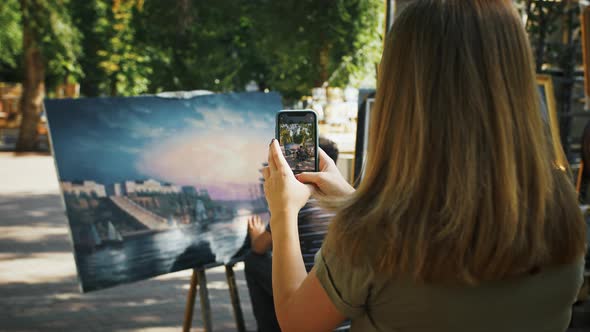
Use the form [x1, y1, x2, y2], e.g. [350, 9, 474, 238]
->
[183, 269, 211, 332]
[182, 261, 246, 332]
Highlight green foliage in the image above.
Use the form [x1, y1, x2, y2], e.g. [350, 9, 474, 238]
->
[72, 0, 150, 96]
[514, 0, 581, 72]
[0, 0, 22, 73]
[23, 0, 82, 87]
[4, 0, 383, 98]
[69, 0, 110, 96]
[132, 0, 383, 99]
[97, 0, 150, 96]
[250, 0, 383, 99]
[0, 0, 82, 87]
[295, 123, 313, 145]
[331, 0, 384, 87]
[280, 123, 313, 145]
[133, 0, 267, 94]
[325, 0, 384, 88]
[280, 126, 294, 144]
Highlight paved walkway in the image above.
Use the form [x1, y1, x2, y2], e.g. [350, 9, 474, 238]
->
[0, 153, 256, 332]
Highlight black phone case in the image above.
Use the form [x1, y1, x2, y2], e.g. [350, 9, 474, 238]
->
[275, 110, 319, 173]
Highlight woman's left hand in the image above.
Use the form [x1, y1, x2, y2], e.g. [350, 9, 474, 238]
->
[263, 139, 312, 219]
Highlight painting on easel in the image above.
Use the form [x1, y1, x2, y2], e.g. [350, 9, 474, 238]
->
[44, 92, 279, 292]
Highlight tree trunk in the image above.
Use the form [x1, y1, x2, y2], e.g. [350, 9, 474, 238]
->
[110, 75, 118, 96]
[16, 0, 45, 152]
[318, 45, 330, 86]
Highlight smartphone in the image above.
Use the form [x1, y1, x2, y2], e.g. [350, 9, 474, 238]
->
[276, 110, 319, 173]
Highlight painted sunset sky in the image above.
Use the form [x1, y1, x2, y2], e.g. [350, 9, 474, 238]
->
[45, 92, 280, 201]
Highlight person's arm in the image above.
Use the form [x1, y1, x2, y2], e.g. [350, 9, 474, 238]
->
[251, 231, 272, 254]
[248, 215, 273, 254]
[270, 211, 346, 331]
[263, 140, 347, 331]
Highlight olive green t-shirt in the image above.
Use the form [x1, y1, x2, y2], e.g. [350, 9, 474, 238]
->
[315, 248, 585, 332]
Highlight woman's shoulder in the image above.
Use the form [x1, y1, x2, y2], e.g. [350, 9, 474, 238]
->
[504, 257, 586, 294]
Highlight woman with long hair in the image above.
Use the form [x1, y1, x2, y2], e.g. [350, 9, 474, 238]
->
[262, 0, 587, 331]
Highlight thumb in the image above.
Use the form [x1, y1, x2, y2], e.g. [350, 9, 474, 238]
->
[296, 172, 324, 185]
[270, 140, 293, 174]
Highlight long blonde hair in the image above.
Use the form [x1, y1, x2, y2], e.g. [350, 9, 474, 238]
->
[325, 0, 586, 284]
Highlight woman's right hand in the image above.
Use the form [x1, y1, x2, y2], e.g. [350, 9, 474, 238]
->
[296, 148, 355, 198]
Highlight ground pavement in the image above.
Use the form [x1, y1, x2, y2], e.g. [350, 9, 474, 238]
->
[0, 153, 256, 332]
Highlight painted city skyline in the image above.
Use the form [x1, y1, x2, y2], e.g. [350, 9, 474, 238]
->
[46, 92, 279, 201]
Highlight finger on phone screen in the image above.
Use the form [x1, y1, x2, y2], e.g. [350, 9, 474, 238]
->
[268, 140, 278, 171]
[271, 140, 289, 171]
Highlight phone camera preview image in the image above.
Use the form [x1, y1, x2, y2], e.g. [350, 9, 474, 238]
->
[278, 112, 317, 173]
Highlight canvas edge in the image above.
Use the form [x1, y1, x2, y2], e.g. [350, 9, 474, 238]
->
[43, 101, 87, 293]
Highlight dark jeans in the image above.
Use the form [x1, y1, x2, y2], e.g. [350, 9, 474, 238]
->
[244, 251, 281, 332]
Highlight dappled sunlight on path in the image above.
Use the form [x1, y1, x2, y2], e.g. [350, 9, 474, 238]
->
[0, 153, 256, 331]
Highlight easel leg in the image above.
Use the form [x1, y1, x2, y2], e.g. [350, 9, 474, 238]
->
[197, 269, 213, 332]
[183, 268, 199, 332]
[225, 264, 246, 332]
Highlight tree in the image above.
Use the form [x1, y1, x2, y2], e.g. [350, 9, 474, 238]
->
[132, 0, 383, 100]
[16, 0, 81, 151]
[98, 0, 149, 96]
[329, 0, 384, 88]
[280, 127, 293, 144]
[250, 0, 384, 100]
[133, 0, 265, 94]
[0, 0, 22, 82]
[12, 0, 382, 111]
[70, 0, 148, 97]
[69, 0, 109, 97]
[516, 0, 580, 74]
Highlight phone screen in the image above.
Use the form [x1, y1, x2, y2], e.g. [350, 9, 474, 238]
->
[277, 111, 318, 173]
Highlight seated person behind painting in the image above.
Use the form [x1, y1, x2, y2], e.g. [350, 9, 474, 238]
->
[244, 137, 341, 332]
